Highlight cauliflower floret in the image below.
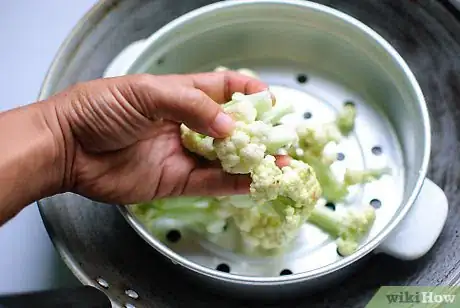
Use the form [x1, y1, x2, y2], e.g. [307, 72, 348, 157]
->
[202, 156, 321, 254]
[336, 103, 357, 135]
[181, 89, 296, 173]
[299, 154, 390, 203]
[225, 91, 274, 120]
[250, 155, 321, 211]
[224, 100, 257, 123]
[212, 91, 297, 174]
[296, 122, 342, 157]
[249, 155, 283, 202]
[335, 206, 376, 256]
[224, 155, 322, 253]
[214, 121, 270, 174]
[180, 125, 217, 160]
[214, 66, 260, 80]
[216, 195, 307, 253]
[292, 104, 355, 164]
[214, 121, 297, 174]
[222, 91, 269, 124]
[278, 159, 322, 212]
[223, 197, 319, 253]
[308, 204, 376, 256]
[231, 203, 304, 252]
[289, 103, 391, 203]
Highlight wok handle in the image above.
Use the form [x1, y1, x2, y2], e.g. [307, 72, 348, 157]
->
[375, 178, 448, 260]
[0, 285, 111, 308]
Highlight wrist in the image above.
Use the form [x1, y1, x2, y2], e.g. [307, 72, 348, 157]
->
[0, 100, 68, 222]
[37, 99, 74, 194]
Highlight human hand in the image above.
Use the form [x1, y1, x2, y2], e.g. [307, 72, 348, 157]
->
[44, 72, 269, 205]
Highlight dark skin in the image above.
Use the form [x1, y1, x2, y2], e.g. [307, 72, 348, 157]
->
[0, 72, 286, 226]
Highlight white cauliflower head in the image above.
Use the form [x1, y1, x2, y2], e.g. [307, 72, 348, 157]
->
[278, 159, 322, 213]
[218, 155, 322, 253]
[249, 155, 283, 202]
[250, 155, 321, 209]
[336, 206, 376, 256]
[214, 121, 271, 174]
[213, 91, 296, 174]
[231, 204, 304, 252]
[180, 89, 297, 174]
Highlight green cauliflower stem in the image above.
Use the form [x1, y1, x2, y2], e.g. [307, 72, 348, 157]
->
[335, 103, 357, 136]
[131, 196, 231, 237]
[290, 104, 390, 202]
[344, 168, 391, 186]
[300, 154, 349, 203]
[222, 91, 272, 123]
[259, 98, 296, 126]
[308, 203, 376, 256]
[213, 65, 295, 125]
[131, 192, 371, 256]
[298, 153, 389, 203]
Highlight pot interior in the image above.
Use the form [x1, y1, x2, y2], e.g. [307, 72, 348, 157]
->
[126, 1, 428, 278]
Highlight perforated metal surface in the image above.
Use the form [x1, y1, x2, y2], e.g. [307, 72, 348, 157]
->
[119, 2, 432, 292]
[124, 71, 405, 278]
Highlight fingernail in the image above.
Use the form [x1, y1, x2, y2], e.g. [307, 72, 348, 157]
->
[275, 154, 292, 168]
[269, 90, 276, 106]
[211, 112, 235, 136]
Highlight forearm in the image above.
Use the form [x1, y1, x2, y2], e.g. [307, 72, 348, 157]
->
[0, 101, 63, 225]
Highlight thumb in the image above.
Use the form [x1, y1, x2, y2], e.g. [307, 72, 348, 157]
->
[152, 86, 235, 138]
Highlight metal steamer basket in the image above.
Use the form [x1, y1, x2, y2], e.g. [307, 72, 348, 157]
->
[112, 0, 448, 293]
[37, 1, 460, 307]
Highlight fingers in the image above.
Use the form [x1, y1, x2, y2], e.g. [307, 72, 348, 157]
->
[152, 72, 272, 137]
[185, 71, 269, 103]
[124, 72, 271, 138]
[153, 86, 235, 138]
[181, 168, 251, 196]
